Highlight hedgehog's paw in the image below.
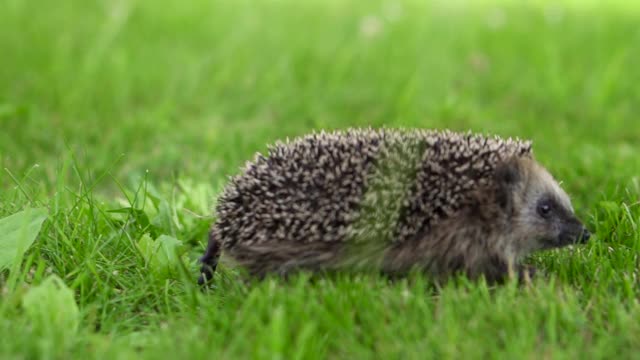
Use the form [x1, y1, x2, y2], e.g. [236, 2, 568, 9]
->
[516, 265, 537, 284]
[197, 263, 217, 286]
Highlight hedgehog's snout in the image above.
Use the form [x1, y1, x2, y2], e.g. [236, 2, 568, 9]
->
[558, 219, 590, 246]
[579, 227, 591, 243]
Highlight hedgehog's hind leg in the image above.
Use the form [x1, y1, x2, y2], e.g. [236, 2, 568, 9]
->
[198, 229, 222, 285]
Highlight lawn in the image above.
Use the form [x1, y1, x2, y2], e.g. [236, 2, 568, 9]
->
[1, 0, 639, 358]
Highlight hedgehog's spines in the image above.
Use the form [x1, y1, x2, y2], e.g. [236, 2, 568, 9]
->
[211, 128, 533, 251]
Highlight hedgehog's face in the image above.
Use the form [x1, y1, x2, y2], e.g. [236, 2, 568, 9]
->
[496, 157, 591, 256]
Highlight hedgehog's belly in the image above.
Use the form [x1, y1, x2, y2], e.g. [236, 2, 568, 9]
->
[225, 240, 348, 277]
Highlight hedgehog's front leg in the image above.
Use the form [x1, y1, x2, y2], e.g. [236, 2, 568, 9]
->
[516, 264, 537, 283]
[198, 229, 222, 285]
[479, 256, 537, 284]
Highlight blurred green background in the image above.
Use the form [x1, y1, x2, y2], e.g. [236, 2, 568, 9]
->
[2, 0, 638, 193]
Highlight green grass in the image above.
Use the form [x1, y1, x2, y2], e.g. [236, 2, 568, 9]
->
[1, 0, 640, 358]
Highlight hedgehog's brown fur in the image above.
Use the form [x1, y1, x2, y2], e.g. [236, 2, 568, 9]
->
[199, 128, 589, 284]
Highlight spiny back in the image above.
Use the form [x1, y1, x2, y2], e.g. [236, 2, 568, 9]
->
[213, 128, 532, 249]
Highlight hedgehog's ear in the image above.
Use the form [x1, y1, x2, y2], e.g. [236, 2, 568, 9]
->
[495, 158, 521, 186]
[494, 158, 522, 210]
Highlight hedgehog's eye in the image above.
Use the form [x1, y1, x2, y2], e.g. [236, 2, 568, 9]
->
[537, 201, 553, 219]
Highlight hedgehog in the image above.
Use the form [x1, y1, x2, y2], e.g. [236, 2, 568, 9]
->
[198, 128, 590, 284]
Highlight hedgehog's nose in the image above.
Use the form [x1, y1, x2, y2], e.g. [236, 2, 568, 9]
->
[579, 228, 591, 243]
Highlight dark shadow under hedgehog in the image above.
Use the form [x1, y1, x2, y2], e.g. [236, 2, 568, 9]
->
[198, 128, 590, 284]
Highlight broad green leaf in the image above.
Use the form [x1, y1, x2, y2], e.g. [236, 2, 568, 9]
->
[137, 234, 184, 276]
[155, 235, 183, 266]
[151, 199, 180, 235]
[137, 233, 156, 262]
[0, 207, 48, 270]
[22, 275, 79, 350]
